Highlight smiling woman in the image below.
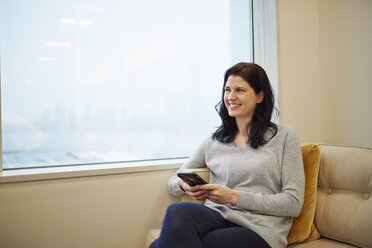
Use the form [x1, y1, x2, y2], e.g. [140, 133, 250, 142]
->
[214, 62, 278, 149]
[0, 0, 254, 170]
[153, 62, 303, 248]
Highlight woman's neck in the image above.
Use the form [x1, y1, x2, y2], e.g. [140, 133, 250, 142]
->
[235, 117, 251, 137]
[234, 129, 250, 149]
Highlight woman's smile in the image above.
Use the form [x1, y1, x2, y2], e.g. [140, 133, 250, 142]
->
[228, 103, 241, 110]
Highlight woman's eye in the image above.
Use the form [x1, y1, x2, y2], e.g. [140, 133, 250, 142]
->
[224, 88, 231, 92]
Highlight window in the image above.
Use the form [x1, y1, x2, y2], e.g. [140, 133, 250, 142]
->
[1, 0, 257, 170]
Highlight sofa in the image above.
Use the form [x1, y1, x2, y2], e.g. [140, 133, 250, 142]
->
[145, 144, 372, 248]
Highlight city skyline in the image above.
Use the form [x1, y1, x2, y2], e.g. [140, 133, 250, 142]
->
[1, 0, 253, 169]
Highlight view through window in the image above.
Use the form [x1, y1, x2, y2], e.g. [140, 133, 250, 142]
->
[0, 0, 253, 169]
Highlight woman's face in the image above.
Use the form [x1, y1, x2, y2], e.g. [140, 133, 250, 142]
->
[223, 75, 263, 122]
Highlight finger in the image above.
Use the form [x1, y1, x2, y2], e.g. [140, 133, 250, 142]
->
[191, 190, 207, 197]
[185, 184, 201, 193]
[207, 195, 218, 201]
[206, 196, 216, 203]
[194, 184, 216, 191]
[179, 180, 192, 192]
[189, 186, 203, 192]
[195, 193, 209, 200]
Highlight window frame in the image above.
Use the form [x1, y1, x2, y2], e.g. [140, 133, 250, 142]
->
[0, 0, 278, 183]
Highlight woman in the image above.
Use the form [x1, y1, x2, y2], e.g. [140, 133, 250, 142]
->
[150, 62, 305, 248]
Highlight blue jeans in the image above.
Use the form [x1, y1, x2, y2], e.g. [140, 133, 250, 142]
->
[150, 202, 271, 248]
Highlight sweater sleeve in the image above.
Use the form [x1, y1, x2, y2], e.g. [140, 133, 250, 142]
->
[236, 128, 305, 217]
[168, 137, 211, 196]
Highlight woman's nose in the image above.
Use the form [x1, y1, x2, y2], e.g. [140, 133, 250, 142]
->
[228, 91, 236, 100]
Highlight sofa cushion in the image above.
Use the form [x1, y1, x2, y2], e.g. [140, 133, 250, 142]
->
[144, 229, 161, 248]
[287, 144, 321, 244]
[315, 145, 372, 248]
[288, 238, 358, 248]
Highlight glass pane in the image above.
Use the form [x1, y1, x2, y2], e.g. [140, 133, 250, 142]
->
[0, 0, 253, 169]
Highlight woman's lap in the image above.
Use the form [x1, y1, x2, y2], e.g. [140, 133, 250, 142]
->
[151, 202, 270, 248]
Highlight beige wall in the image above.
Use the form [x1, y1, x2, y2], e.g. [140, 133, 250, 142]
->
[0, 169, 180, 248]
[277, 0, 372, 148]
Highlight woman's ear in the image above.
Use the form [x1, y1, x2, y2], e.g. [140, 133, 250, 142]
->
[257, 90, 264, 103]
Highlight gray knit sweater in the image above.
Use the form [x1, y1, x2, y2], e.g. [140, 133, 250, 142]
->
[168, 125, 305, 248]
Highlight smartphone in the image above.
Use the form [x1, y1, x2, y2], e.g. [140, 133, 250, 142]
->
[177, 172, 207, 186]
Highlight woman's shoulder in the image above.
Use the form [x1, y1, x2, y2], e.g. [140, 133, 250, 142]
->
[196, 135, 215, 151]
[276, 124, 298, 135]
[274, 124, 301, 147]
[268, 124, 300, 143]
[200, 134, 231, 152]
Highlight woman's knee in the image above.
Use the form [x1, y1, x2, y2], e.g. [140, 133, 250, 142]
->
[165, 202, 198, 221]
[166, 202, 199, 215]
[162, 202, 200, 232]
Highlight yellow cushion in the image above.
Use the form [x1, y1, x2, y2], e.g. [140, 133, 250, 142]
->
[287, 144, 321, 244]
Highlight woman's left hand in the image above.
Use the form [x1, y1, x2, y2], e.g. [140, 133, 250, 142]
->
[194, 184, 238, 205]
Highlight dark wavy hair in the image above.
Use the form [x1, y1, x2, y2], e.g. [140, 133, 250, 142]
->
[212, 62, 278, 149]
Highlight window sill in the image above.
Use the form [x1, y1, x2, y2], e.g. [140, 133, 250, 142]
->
[0, 158, 186, 184]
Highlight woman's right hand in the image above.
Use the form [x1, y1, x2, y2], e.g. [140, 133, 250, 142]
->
[179, 179, 209, 201]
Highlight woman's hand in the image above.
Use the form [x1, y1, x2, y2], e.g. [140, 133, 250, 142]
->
[178, 179, 209, 201]
[194, 184, 238, 205]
